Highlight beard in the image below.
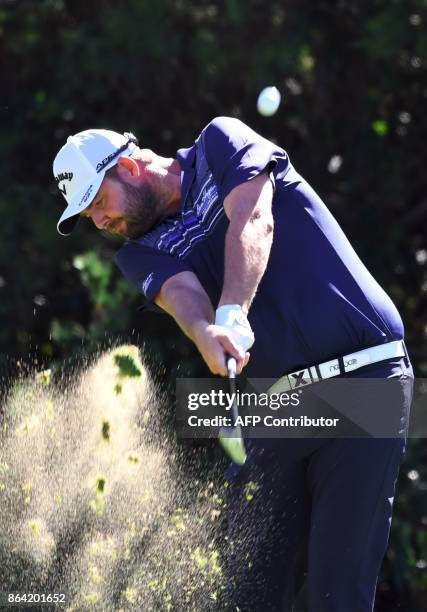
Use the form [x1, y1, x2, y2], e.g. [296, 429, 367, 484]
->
[108, 179, 166, 240]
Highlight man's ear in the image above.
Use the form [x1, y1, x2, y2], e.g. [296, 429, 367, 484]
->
[117, 156, 140, 177]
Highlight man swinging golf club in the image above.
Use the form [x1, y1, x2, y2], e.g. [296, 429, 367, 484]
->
[53, 117, 413, 611]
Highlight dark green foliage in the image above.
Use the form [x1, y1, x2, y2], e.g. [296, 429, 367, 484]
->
[1, 0, 427, 607]
[1, 0, 426, 372]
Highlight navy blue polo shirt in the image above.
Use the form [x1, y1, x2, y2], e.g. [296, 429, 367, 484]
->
[116, 117, 404, 378]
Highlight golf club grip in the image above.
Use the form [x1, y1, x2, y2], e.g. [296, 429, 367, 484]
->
[227, 356, 237, 378]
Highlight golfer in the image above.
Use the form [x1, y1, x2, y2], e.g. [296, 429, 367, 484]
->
[53, 117, 413, 611]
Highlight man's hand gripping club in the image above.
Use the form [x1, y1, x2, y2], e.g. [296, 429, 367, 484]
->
[194, 303, 255, 375]
[155, 272, 253, 375]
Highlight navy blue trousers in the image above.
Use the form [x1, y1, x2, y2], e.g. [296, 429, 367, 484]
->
[225, 358, 413, 611]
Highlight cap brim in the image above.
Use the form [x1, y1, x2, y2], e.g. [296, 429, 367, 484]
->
[57, 173, 104, 236]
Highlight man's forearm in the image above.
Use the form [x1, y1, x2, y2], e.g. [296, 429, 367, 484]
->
[155, 271, 248, 374]
[220, 196, 274, 312]
[157, 282, 215, 344]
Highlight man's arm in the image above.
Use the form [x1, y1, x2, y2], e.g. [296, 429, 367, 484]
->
[219, 171, 274, 313]
[155, 172, 273, 375]
[155, 271, 249, 375]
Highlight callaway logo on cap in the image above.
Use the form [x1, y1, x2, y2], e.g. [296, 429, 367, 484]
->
[53, 129, 138, 236]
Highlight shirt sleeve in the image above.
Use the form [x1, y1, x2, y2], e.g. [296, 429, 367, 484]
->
[115, 241, 192, 303]
[202, 116, 289, 200]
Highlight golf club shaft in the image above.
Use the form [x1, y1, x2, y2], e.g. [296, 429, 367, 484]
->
[227, 356, 242, 435]
[218, 356, 247, 465]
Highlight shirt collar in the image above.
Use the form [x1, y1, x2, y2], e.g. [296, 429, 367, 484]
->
[176, 145, 196, 169]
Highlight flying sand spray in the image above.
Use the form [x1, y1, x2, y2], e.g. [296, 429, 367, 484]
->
[0, 346, 233, 610]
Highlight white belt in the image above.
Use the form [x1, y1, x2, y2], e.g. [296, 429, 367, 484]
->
[267, 340, 406, 395]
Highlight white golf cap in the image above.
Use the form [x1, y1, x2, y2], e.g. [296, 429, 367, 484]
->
[53, 129, 138, 235]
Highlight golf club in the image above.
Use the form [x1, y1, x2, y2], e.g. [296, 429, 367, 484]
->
[218, 356, 247, 466]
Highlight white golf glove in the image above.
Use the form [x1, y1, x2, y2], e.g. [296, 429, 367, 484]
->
[215, 304, 255, 352]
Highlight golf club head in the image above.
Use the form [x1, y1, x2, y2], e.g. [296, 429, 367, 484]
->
[218, 434, 247, 466]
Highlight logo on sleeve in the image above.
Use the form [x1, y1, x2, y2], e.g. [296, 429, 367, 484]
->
[142, 272, 154, 295]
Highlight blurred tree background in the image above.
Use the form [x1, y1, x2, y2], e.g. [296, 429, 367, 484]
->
[0, 0, 426, 608]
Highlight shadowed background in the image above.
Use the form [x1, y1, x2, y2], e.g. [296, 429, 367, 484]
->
[0, 0, 426, 608]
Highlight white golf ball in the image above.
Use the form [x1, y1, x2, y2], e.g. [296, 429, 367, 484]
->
[257, 86, 281, 117]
